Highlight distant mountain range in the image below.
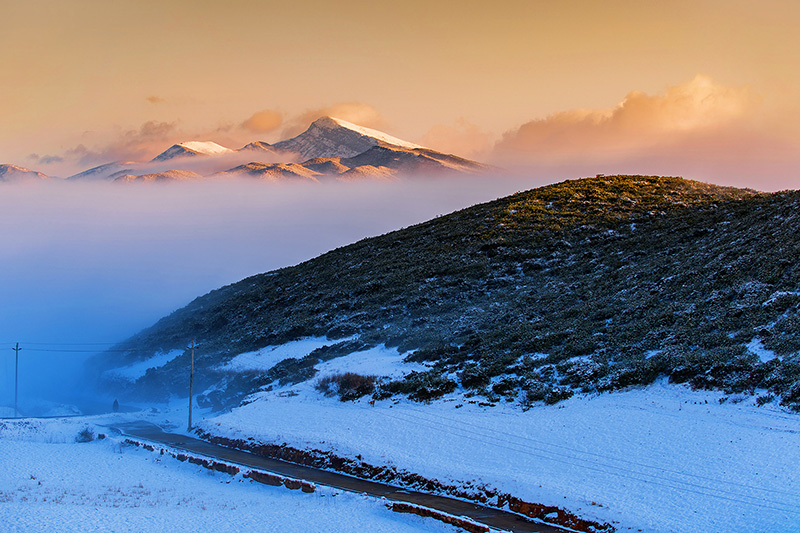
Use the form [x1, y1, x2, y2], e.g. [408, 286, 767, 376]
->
[0, 164, 49, 183]
[2, 117, 488, 183]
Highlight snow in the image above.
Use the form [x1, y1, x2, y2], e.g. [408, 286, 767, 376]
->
[218, 337, 348, 373]
[219, 341, 428, 389]
[320, 117, 425, 150]
[218, 341, 427, 382]
[522, 352, 549, 361]
[201, 378, 800, 533]
[746, 338, 779, 363]
[273, 116, 426, 160]
[314, 345, 428, 380]
[216, 338, 425, 379]
[0, 417, 460, 533]
[179, 141, 233, 156]
[762, 290, 800, 307]
[8, 341, 798, 532]
[67, 161, 138, 181]
[107, 350, 183, 380]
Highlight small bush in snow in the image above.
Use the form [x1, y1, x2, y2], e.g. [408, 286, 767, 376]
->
[544, 387, 574, 405]
[316, 372, 377, 401]
[76, 427, 95, 443]
[756, 394, 774, 406]
[377, 370, 457, 402]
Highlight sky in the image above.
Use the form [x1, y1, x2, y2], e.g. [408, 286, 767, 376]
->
[1, 0, 799, 189]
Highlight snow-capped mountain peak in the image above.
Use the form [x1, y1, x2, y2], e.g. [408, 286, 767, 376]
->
[273, 116, 426, 160]
[67, 161, 139, 181]
[151, 141, 233, 162]
[312, 116, 423, 150]
[178, 141, 233, 156]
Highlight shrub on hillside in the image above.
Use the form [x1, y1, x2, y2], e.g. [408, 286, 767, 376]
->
[377, 370, 457, 402]
[544, 387, 574, 405]
[458, 364, 490, 389]
[596, 359, 662, 391]
[75, 427, 95, 443]
[273, 357, 318, 386]
[316, 372, 377, 401]
[780, 382, 800, 411]
[522, 381, 574, 405]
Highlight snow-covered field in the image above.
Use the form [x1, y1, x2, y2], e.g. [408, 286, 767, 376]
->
[0, 417, 461, 533]
[5, 341, 799, 532]
[194, 345, 800, 533]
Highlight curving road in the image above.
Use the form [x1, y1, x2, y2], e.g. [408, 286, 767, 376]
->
[110, 421, 567, 533]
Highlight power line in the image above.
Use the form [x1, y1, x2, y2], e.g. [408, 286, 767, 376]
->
[13, 342, 122, 346]
[20, 348, 155, 354]
[0, 341, 169, 355]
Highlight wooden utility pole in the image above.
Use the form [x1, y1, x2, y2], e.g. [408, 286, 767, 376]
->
[13, 343, 20, 418]
[188, 339, 195, 432]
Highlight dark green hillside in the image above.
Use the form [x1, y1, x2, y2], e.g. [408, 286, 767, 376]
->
[94, 175, 800, 410]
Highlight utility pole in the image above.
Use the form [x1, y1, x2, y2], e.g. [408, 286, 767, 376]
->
[13, 343, 20, 418]
[187, 339, 195, 432]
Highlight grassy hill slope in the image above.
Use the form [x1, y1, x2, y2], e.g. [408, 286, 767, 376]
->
[93, 176, 800, 411]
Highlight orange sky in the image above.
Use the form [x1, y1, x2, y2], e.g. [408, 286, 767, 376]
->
[2, 0, 799, 188]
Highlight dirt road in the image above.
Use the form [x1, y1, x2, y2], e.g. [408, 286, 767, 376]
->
[110, 421, 567, 533]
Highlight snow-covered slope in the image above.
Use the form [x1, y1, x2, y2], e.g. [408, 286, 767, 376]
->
[301, 157, 350, 175]
[0, 164, 49, 182]
[339, 145, 486, 175]
[317, 117, 423, 150]
[151, 141, 234, 162]
[273, 116, 424, 160]
[115, 170, 203, 183]
[338, 164, 398, 182]
[239, 141, 279, 153]
[217, 162, 321, 182]
[68, 162, 140, 181]
[199, 352, 800, 533]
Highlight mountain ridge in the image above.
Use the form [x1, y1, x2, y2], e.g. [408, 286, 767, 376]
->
[29, 117, 487, 182]
[115, 170, 204, 183]
[0, 164, 49, 182]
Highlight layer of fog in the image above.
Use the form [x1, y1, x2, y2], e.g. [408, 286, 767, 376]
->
[0, 175, 554, 414]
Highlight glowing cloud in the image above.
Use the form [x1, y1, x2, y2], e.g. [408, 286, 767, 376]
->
[50, 121, 179, 172]
[281, 102, 385, 139]
[241, 109, 283, 134]
[421, 119, 493, 160]
[495, 75, 757, 164]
